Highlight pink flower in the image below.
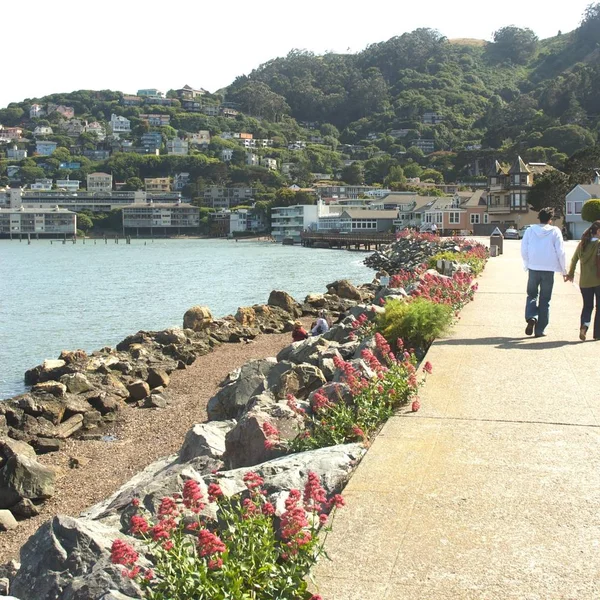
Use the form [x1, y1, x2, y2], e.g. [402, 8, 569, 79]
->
[208, 557, 224, 570]
[144, 568, 154, 581]
[310, 596, 324, 600]
[162, 540, 174, 551]
[262, 421, 280, 438]
[131, 498, 140, 507]
[352, 425, 365, 440]
[243, 471, 264, 491]
[264, 439, 276, 450]
[207, 483, 223, 503]
[328, 494, 345, 509]
[262, 502, 275, 516]
[182, 480, 205, 513]
[411, 399, 421, 412]
[303, 472, 327, 511]
[423, 361, 433, 374]
[110, 539, 138, 566]
[158, 496, 178, 518]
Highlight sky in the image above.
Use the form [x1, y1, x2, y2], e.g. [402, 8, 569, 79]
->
[0, 0, 593, 110]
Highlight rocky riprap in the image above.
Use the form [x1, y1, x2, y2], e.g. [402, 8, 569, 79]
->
[5, 304, 388, 599]
[364, 235, 464, 273]
[0, 281, 372, 537]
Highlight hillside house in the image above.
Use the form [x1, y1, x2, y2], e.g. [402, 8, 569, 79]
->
[35, 141, 58, 156]
[565, 181, 600, 239]
[110, 114, 131, 135]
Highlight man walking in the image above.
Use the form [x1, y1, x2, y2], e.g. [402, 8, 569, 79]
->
[520, 207, 567, 337]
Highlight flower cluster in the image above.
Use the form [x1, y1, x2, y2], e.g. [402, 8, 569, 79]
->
[110, 471, 344, 599]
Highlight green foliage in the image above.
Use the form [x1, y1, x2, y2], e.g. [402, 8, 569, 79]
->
[581, 198, 600, 222]
[528, 170, 571, 217]
[488, 26, 539, 64]
[428, 250, 486, 276]
[76, 213, 93, 232]
[376, 298, 453, 350]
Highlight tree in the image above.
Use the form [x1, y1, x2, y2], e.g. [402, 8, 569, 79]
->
[384, 165, 406, 188]
[123, 177, 144, 191]
[341, 162, 364, 185]
[420, 168, 444, 183]
[76, 213, 93, 232]
[541, 125, 596, 157]
[565, 144, 600, 185]
[528, 170, 570, 218]
[489, 26, 538, 64]
[581, 199, 600, 223]
[403, 161, 423, 178]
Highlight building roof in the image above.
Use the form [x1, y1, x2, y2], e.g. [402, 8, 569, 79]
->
[527, 162, 554, 176]
[487, 160, 507, 176]
[508, 156, 531, 175]
[0, 206, 74, 213]
[341, 209, 398, 219]
[461, 190, 487, 207]
[123, 203, 196, 209]
[89, 172, 112, 177]
[579, 184, 600, 196]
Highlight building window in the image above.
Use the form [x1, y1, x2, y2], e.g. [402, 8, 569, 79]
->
[483, 213, 489, 224]
[575, 201, 583, 214]
[449, 212, 460, 224]
[566, 202, 573, 215]
[470, 214, 480, 225]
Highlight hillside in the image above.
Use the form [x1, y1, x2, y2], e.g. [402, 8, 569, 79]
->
[1, 3, 600, 204]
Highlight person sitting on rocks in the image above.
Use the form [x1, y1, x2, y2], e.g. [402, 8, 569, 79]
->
[292, 320, 309, 342]
[311, 311, 330, 336]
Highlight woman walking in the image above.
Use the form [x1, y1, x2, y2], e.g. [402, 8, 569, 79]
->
[565, 220, 600, 341]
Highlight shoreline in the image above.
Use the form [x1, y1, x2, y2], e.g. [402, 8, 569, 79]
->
[0, 321, 313, 563]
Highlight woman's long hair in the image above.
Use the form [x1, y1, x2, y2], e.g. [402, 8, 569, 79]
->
[579, 220, 600, 250]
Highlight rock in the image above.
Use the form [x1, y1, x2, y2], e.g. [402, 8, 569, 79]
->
[277, 336, 331, 366]
[35, 399, 66, 425]
[56, 414, 84, 439]
[224, 400, 304, 469]
[0, 511, 18, 531]
[59, 349, 89, 364]
[11, 498, 40, 519]
[207, 358, 278, 420]
[305, 293, 326, 308]
[0, 454, 55, 508]
[126, 381, 150, 402]
[146, 368, 170, 390]
[83, 410, 103, 429]
[100, 375, 129, 399]
[269, 362, 327, 401]
[154, 328, 187, 346]
[63, 396, 93, 418]
[0, 438, 36, 467]
[22, 415, 56, 438]
[87, 393, 121, 415]
[318, 348, 344, 380]
[60, 373, 94, 395]
[31, 381, 67, 398]
[69, 456, 91, 469]
[10, 516, 141, 600]
[142, 395, 167, 409]
[179, 421, 236, 462]
[31, 437, 62, 454]
[235, 306, 256, 327]
[183, 305, 213, 331]
[323, 320, 359, 345]
[100, 592, 138, 600]
[308, 382, 353, 411]
[0, 417, 7, 434]
[24, 359, 66, 386]
[267, 290, 302, 317]
[326, 279, 363, 301]
[0, 578, 9, 595]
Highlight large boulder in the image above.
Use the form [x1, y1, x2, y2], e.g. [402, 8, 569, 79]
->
[0, 510, 18, 531]
[326, 279, 363, 301]
[183, 306, 213, 332]
[31, 381, 67, 398]
[60, 373, 94, 395]
[146, 368, 170, 390]
[267, 290, 302, 317]
[24, 359, 68, 386]
[235, 306, 256, 327]
[126, 381, 149, 402]
[276, 336, 332, 366]
[268, 363, 327, 401]
[178, 420, 236, 463]
[10, 516, 141, 600]
[0, 454, 56, 508]
[223, 398, 304, 469]
[207, 358, 278, 420]
[0, 438, 36, 468]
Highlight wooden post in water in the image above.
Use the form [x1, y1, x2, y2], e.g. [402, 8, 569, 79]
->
[27, 234, 31, 245]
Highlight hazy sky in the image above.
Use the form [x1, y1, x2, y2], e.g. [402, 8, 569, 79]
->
[1, 0, 592, 109]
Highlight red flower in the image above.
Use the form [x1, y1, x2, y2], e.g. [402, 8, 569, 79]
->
[243, 471, 264, 491]
[144, 568, 154, 581]
[423, 361, 433, 374]
[182, 480, 205, 513]
[262, 421, 280, 438]
[207, 483, 223, 503]
[303, 471, 327, 511]
[328, 494, 345, 509]
[197, 529, 226, 557]
[351, 425, 365, 440]
[130, 515, 149, 535]
[208, 557, 224, 570]
[131, 498, 140, 507]
[158, 496, 178, 518]
[162, 540, 174, 551]
[262, 502, 275, 516]
[110, 539, 138, 566]
[411, 399, 421, 412]
[310, 595, 324, 600]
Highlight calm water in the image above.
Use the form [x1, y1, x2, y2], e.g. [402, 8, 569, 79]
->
[0, 238, 374, 399]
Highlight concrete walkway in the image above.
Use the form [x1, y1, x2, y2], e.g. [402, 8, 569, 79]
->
[313, 239, 600, 600]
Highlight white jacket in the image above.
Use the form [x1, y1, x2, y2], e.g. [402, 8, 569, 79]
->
[520, 224, 566, 274]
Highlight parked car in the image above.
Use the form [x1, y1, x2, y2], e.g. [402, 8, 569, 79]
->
[518, 225, 531, 239]
[504, 227, 519, 240]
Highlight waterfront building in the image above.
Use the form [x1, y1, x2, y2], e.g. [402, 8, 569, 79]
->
[30, 179, 53, 191]
[0, 189, 76, 237]
[56, 179, 80, 192]
[122, 202, 200, 234]
[87, 172, 113, 192]
[201, 186, 254, 209]
[271, 204, 322, 243]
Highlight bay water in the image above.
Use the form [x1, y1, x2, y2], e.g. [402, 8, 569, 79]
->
[0, 238, 374, 400]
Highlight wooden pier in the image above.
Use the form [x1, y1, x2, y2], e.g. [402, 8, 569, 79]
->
[300, 231, 396, 251]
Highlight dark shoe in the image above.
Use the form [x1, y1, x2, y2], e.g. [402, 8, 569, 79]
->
[534, 333, 547, 338]
[580, 326, 588, 341]
[525, 318, 536, 336]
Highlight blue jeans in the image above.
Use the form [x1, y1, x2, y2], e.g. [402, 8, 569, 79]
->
[525, 270, 555, 335]
[580, 285, 600, 339]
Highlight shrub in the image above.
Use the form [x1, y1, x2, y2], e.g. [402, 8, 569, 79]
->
[112, 474, 343, 600]
[428, 250, 487, 276]
[581, 199, 600, 223]
[376, 298, 453, 351]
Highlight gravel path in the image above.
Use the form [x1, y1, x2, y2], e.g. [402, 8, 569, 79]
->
[0, 327, 306, 563]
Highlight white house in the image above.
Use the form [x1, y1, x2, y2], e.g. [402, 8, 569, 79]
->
[33, 126, 53, 137]
[221, 149, 234, 162]
[260, 157, 277, 171]
[87, 172, 113, 192]
[246, 153, 259, 167]
[85, 121, 106, 140]
[565, 181, 600, 239]
[0, 205, 76, 236]
[30, 179, 53, 191]
[6, 146, 27, 160]
[230, 209, 249, 234]
[56, 179, 80, 191]
[110, 113, 131, 135]
[166, 138, 189, 156]
[271, 204, 320, 243]
[29, 104, 45, 119]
